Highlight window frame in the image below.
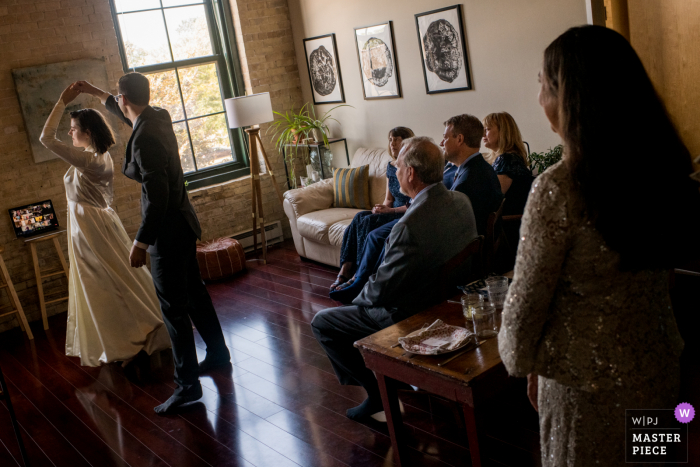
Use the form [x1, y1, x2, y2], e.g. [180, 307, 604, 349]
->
[108, 0, 249, 190]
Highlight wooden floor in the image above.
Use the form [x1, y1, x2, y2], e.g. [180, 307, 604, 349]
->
[0, 241, 543, 467]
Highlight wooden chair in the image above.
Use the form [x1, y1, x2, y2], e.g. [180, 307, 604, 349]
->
[0, 364, 30, 466]
[24, 231, 69, 330]
[438, 235, 484, 302]
[0, 245, 33, 340]
[484, 199, 506, 275]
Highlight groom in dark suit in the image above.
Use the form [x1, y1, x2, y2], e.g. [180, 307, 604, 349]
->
[313, 137, 478, 421]
[75, 74, 230, 414]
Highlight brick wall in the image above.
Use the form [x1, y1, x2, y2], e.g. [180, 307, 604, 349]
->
[0, 0, 304, 333]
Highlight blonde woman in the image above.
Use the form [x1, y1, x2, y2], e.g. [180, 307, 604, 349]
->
[482, 112, 534, 215]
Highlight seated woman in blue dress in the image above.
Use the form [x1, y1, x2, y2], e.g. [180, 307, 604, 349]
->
[482, 112, 534, 216]
[331, 127, 414, 291]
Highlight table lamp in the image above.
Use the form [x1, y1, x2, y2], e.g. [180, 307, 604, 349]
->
[225, 92, 283, 263]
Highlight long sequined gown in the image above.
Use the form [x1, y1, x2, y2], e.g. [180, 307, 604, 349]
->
[40, 100, 171, 367]
[498, 161, 683, 466]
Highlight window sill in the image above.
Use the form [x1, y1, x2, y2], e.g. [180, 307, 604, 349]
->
[187, 173, 252, 194]
[185, 165, 250, 191]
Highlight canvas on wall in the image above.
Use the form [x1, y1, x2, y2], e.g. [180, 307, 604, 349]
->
[12, 58, 112, 164]
[303, 34, 345, 105]
[354, 21, 402, 100]
[415, 4, 472, 94]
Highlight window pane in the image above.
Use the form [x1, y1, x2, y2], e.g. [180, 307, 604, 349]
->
[114, 0, 160, 13]
[147, 70, 185, 121]
[164, 5, 213, 61]
[178, 63, 223, 118]
[173, 122, 196, 173]
[161, 0, 203, 7]
[190, 114, 234, 169]
[119, 11, 172, 68]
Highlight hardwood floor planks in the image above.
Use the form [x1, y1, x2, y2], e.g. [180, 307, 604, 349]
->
[0, 241, 542, 467]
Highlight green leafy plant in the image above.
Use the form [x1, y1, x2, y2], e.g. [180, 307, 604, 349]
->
[295, 104, 352, 147]
[267, 103, 352, 189]
[528, 144, 564, 175]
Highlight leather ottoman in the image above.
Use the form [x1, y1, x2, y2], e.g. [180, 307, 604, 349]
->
[196, 237, 246, 281]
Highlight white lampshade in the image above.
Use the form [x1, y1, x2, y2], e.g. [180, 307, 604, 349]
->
[224, 92, 274, 128]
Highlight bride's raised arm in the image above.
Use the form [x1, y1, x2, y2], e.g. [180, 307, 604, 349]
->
[40, 84, 93, 169]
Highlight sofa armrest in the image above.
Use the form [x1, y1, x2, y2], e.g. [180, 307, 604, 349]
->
[283, 179, 334, 218]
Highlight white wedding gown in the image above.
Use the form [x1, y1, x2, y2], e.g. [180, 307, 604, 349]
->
[40, 100, 170, 367]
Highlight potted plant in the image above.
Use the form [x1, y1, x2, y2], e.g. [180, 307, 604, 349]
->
[296, 104, 352, 147]
[267, 105, 309, 189]
[268, 103, 352, 189]
[528, 144, 564, 175]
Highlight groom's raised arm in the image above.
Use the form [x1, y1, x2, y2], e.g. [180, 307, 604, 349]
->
[73, 81, 133, 127]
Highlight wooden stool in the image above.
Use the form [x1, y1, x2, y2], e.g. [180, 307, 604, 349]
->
[24, 230, 69, 330]
[0, 245, 33, 340]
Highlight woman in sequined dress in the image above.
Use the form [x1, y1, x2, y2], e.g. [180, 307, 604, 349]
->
[498, 26, 700, 466]
[331, 127, 413, 290]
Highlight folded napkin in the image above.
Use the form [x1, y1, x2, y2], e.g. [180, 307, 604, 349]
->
[398, 319, 473, 355]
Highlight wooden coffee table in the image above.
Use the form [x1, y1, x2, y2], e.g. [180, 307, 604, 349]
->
[355, 301, 509, 467]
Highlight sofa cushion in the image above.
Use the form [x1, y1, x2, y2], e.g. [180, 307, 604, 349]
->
[333, 165, 371, 209]
[297, 208, 363, 245]
[351, 148, 393, 206]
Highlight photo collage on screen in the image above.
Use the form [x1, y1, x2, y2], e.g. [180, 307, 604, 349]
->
[10, 202, 57, 237]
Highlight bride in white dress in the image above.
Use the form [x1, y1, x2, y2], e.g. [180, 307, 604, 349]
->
[40, 84, 170, 367]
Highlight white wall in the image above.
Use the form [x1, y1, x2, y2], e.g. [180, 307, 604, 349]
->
[287, 0, 587, 161]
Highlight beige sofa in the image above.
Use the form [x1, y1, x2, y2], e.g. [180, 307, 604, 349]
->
[283, 147, 392, 267]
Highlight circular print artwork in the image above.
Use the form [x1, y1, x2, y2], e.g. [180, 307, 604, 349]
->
[422, 19, 462, 83]
[309, 45, 337, 96]
[361, 37, 393, 87]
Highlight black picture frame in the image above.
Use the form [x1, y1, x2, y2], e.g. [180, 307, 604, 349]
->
[353, 21, 402, 100]
[415, 4, 472, 94]
[303, 33, 346, 105]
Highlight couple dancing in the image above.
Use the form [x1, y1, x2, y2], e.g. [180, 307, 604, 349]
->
[39, 73, 230, 414]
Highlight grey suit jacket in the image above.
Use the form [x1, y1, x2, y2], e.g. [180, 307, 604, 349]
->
[354, 183, 478, 324]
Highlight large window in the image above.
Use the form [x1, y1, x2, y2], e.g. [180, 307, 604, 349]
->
[109, 0, 248, 188]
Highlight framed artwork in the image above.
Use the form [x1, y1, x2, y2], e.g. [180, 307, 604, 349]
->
[303, 33, 345, 104]
[415, 4, 472, 94]
[354, 21, 402, 100]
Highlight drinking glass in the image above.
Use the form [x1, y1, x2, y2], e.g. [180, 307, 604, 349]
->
[472, 304, 498, 339]
[485, 276, 509, 308]
[461, 293, 484, 321]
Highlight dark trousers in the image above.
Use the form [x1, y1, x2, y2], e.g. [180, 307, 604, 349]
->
[353, 219, 397, 285]
[149, 221, 228, 392]
[311, 305, 393, 392]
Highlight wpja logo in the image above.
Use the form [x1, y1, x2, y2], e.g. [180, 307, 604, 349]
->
[625, 405, 691, 463]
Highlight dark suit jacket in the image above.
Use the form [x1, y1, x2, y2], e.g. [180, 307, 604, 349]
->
[353, 183, 478, 324]
[451, 153, 503, 235]
[105, 96, 201, 248]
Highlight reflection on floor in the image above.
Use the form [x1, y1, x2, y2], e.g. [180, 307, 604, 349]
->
[0, 240, 543, 467]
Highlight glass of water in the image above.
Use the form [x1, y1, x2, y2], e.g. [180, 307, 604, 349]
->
[461, 293, 484, 321]
[472, 304, 498, 339]
[485, 276, 509, 308]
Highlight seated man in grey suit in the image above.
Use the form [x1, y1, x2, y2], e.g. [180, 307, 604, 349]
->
[312, 137, 478, 421]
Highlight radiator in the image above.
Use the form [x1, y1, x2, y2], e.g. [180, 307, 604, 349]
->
[230, 220, 284, 252]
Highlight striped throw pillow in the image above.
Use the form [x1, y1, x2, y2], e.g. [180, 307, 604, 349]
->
[333, 165, 371, 209]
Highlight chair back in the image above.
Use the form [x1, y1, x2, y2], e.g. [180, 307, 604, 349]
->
[437, 235, 484, 302]
[485, 198, 506, 274]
